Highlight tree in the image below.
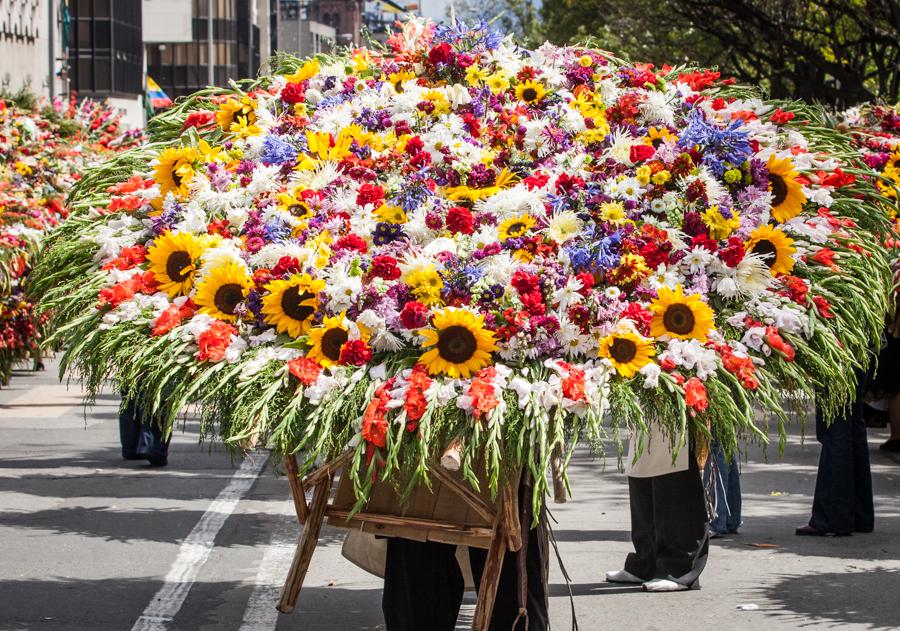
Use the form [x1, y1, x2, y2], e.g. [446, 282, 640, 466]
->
[538, 0, 900, 107]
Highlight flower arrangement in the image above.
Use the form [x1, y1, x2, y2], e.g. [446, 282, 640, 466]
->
[0, 96, 141, 384]
[35, 20, 894, 507]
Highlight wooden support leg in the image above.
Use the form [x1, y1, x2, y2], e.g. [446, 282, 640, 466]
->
[276, 473, 333, 614]
[472, 498, 510, 630]
[283, 454, 309, 525]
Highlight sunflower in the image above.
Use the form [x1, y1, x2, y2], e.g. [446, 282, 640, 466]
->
[419, 309, 498, 378]
[216, 96, 256, 132]
[261, 274, 325, 338]
[598, 330, 656, 378]
[146, 231, 208, 297]
[886, 146, 900, 173]
[153, 147, 199, 199]
[644, 127, 677, 148]
[649, 285, 715, 342]
[307, 313, 369, 367]
[745, 224, 796, 275]
[276, 189, 312, 220]
[284, 59, 320, 83]
[515, 80, 546, 105]
[387, 69, 416, 92]
[766, 154, 807, 223]
[193, 262, 252, 322]
[498, 214, 537, 240]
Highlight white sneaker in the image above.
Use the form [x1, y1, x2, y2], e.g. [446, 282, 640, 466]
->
[605, 569, 643, 584]
[642, 578, 692, 592]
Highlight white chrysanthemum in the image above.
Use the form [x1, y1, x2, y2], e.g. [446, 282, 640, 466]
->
[324, 263, 362, 312]
[250, 241, 312, 268]
[546, 210, 582, 243]
[197, 241, 248, 278]
[291, 160, 341, 189]
[606, 129, 635, 165]
[640, 90, 675, 126]
[480, 252, 518, 286]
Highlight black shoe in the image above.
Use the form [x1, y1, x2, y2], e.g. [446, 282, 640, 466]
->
[147, 456, 168, 467]
[796, 524, 850, 537]
[879, 439, 900, 452]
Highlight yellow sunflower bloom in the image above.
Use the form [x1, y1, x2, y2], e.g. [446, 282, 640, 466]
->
[598, 330, 656, 378]
[649, 285, 716, 342]
[306, 313, 369, 367]
[277, 189, 312, 220]
[216, 96, 256, 132]
[419, 308, 498, 378]
[745, 224, 796, 275]
[387, 69, 416, 92]
[153, 147, 200, 199]
[515, 80, 546, 105]
[498, 214, 537, 241]
[701, 205, 741, 241]
[261, 274, 325, 338]
[403, 265, 444, 306]
[146, 231, 209, 297]
[766, 154, 807, 223]
[284, 59, 320, 83]
[644, 127, 677, 148]
[193, 262, 252, 322]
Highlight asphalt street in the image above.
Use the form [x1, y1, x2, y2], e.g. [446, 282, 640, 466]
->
[1, 359, 898, 631]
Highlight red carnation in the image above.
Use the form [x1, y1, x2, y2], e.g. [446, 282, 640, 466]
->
[446, 206, 475, 235]
[356, 183, 384, 208]
[405, 136, 424, 155]
[281, 82, 305, 105]
[339, 339, 372, 366]
[621, 302, 652, 336]
[272, 256, 301, 277]
[333, 234, 368, 254]
[399, 301, 429, 329]
[629, 143, 655, 163]
[370, 254, 401, 280]
[428, 42, 455, 66]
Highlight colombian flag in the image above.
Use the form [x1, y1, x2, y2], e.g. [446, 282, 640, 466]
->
[147, 77, 173, 109]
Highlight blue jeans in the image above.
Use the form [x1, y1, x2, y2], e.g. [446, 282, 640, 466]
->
[704, 441, 742, 534]
[119, 397, 170, 461]
[810, 372, 874, 534]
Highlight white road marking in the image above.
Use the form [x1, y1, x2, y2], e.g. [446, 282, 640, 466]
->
[131, 452, 270, 631]
[238, 503, 301, 631]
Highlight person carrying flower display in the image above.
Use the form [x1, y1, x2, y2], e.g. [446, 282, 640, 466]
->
[28, 18, 898, 621]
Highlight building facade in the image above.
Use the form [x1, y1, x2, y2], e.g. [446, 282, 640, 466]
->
[0, 0, 65, 97]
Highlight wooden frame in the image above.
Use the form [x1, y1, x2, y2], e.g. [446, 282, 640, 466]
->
[276, 452, 524, 630]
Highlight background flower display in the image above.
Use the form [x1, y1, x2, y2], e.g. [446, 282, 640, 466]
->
[34, 20, 894, 507]
[0, 95, 142, 384]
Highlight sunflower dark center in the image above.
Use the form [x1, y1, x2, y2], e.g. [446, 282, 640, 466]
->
[165, 250, 193, 282]
[172, 167, 183, 188]
[507, 222, 526, 235]
[768, 173, 788, 206]
[287, 204, 305, 215]
[663, 304, 696, 335]
[752, 238, 778, 266]
[522, 88, 538, 102]
[608, 338, 637, 363]
[437, 325, 478, 364]
[321, 327, 348, 361]
[281, 286, 316, 322]
[214, 283, 244, 315]
[651, 138, 663, 149]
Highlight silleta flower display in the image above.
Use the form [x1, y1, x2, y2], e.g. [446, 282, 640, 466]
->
[0, 96, 141, 385]
[34, 20, 894, 504]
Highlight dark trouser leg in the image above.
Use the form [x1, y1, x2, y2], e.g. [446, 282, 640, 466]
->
[383, 538, 463, 631]
[469, 519, 549, 631]
[652, 454, 709, 586]
[623, 475, 656, 581]
[118, 399, 141, 460]
[811, 371, 872, 535]
[851, 375, 874, 532]
[136, 420, 170, 460]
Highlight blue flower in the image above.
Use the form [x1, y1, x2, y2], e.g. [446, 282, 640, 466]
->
[678, 110, 753, 176]
[260, 135, 297, 165]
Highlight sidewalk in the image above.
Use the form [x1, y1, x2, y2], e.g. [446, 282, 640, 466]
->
[0, 361, 897, 630]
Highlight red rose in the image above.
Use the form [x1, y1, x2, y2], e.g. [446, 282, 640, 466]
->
[281, 82, 305, 104]
[370, 254, 401, 280]
[629, 143, 655, 163]
[446, 206, 475, 235]
[399, 301, 429, 329]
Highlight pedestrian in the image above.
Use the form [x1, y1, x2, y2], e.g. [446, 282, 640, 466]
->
[796, 369, 874, 536]
[381, 477, 549, 630]
[606, 423, 709, 592]
[704, 440, 742, 537]
[118, 395, 170, 467]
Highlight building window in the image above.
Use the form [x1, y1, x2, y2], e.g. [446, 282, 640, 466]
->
[68, 0, 142, 97]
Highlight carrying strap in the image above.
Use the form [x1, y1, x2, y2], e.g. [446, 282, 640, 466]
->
[546, 509, 578, 631]
[512, 472, 532, 630]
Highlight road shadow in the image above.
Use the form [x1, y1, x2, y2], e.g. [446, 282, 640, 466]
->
[754, 568, 900, 629]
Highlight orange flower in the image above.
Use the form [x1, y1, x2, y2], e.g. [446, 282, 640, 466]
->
[362, 382, 392, 448]
[811, 248, 840, 271]
[152, 299, 197, 336]
[196, 321, 237, 362]
[765, 327, 796, 361]
[561, 365, 586, 402]
[468, 366, 499, 419]
[684, 377, 708, 413]
[404, 365, 431, 427]
[287, 357, 322, 386]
